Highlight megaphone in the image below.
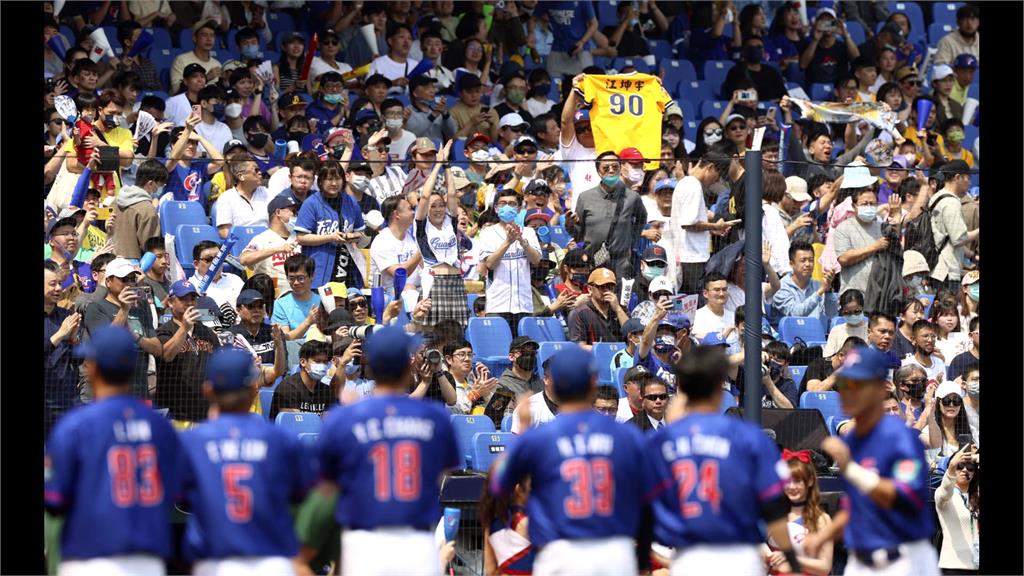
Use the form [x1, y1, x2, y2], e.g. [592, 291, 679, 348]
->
[915, 98, 933, 133]
[360, 24, 379, 58]
[127, 30, 154, 58]
[46, 35, 67, 60]
[341, 63, 371, 82]
[88, 28, 115, 62]
[406, 58, 434, 79]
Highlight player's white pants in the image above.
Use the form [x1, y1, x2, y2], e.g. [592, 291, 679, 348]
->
[534, 537, 635, 576]
[193, 556, 295, 576]
[59, 554, 165, 576]
[341, 528, 438, 576]
[844, 539, 940, 576]
[671, 543, 764, 576]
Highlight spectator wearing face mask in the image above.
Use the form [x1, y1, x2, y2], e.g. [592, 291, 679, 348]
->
[722, 36, 788, 102]
[269, 340, 337, 421]
[821, 289, 868, 359]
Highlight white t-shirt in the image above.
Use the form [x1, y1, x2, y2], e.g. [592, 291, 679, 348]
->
[935, 332, 971, 363]
[692, 305, 735, 340]
[670, 176, 710, 264]
[762, 202, 792, 276]
[476, 224, 541, 315]
[511, 391, 557, 433]
[370, 226, 421, 293]
[616, 397, 635, 423]
[165, 93, 193, 127]
[242, 228, 300, 297]
[189, 271, 245, 314]
[309, 57, 353, 83]
[525, 97, 554, 118]
[214, 186, 272, 229]
[194, 120, 233, 158]
[901, 354, 948, 387]
[387, 129, 418, 163]
[561, 136, 598, 211]
[368, 55, 419, 91]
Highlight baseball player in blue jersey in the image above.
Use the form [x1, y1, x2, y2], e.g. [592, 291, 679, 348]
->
[490, 345, 648, 575]
[44, 326, 183, 576]
[179, 348, 315, 576]
[802, 346, 939, 576]
[316, 326, 460, 576]
[644, 345, 801, 576]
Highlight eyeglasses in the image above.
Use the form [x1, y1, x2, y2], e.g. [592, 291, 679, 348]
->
[451, 351, 473, 359]
[595, 407, 618, 416]
[349, 299, 367, 309]
[728, 123, 748, 131]
[197, 256, 216, 263]
[956, 462, 977, 472]
[940, 396, 962, 407]
[287, 275, 308, 283]
[598, 164, 620, 174]
[644, 393, 669, 401]
[495, 200, 519, 208]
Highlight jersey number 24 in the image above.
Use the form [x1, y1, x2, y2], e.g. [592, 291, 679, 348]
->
[561, 457, 614, 519]
[672, 459, 721, 518]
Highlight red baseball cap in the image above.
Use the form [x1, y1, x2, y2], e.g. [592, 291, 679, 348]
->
[467, 132, 491, 147]
[619, 147, 643, 162]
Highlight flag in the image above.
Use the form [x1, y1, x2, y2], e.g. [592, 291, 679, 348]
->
[789, 98, 898, 134]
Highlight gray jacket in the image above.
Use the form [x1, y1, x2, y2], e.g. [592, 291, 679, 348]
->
[570, 181, 647, 278]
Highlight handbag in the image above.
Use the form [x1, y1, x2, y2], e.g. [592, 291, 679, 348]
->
[592, 190, 627, 267]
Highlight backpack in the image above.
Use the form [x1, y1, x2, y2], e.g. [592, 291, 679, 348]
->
[903, 193, 959, 270]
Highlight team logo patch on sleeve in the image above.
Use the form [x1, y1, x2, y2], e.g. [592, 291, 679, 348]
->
[892, 459, 921, 483]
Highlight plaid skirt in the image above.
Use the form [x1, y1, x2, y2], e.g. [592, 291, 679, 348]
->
[424, 272, 471, 327]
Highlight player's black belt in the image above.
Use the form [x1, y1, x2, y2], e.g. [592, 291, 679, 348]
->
[851, 546, 903, 568]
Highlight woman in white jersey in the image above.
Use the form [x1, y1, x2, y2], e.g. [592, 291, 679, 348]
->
[764, 450, 834, 575]
[414, 141, 471, 327]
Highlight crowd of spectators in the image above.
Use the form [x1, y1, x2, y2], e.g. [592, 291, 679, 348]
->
[43, 1, 981, 572]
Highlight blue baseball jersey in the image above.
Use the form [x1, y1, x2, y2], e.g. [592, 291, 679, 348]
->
[841, 415, 933, 551]
[165, 160, 211, 205]
[644, 412, 788, 548]
[294, 191, 366, 289]
[491, 411, 646, 550]
[635, 350, 676, 392]
[44, 395, 183, 560]
[318, 396, 460, 529]
[179, 413, 315, 560]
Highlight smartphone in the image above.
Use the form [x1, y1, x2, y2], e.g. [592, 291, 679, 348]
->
[957, 434, 974, 448]
[766, 106, 777, 118]
[480, 106, 490, 113]
[197, 308, 218, 323]
[138, 285, 153, 301]
[671, 295, 687, 311]
[96, 146, 121, 172]
[45, 77, 58, 93]
[725, 218, 743, 225]
[95, 206, 113, 220]
[738, 90, 757, 102]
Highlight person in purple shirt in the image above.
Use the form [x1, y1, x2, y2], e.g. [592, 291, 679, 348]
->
[803, 346, 939, 575]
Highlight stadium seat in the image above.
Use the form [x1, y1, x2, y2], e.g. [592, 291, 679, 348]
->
[676, 99, 696, 123]
[266, 12, 296, 36]
[59, 25, 75, 47]
[800, 391, 845, 424]
[887, 2, 926, 37]
[518, 317, 567, 343]
[829, 316, 847, 332]
[919, 294, 936, 318]
[158, 68, 172, 92]
[614, 366, 630, 397]
[451, 415, 495, 468]
[844, 21, 866, 45]
[179, 28, 195, 51]
[963, 125, 978, 152]
[470, 432, 513, 470]
[466, 317, 513, 375]
[826, 415, 850, 435]
[100, 26, 122, 52]
[648, 39, 673, 61]
[151, 47, 176, 72]
[149, 27, 173, 52]
[591, 55, 613, 70]
[592, 342, 626, 385]
[677, 80, 712, 106]
[501, 414, 514, 433]
[548, 225, 572, 248]
[966, 83, 978, 101]
[778, 317, 827, 348]
[229, 225, 267, 258]
[596, 1, 619, 28]
[275, 412, 322, 445]
[538, 341, 572, 373]
[682, 119, 699, 142]
[450, 137, 467, 170]
[160, 200, 208, 235]
[928, 23, 955, 46]
[789, 365, 808, 387]
[810, 83, 834, 101]
[662, 59, 698, 90]
[720, 392, 738, 412]
[702, 60, 734, 98]
[466, 293, 479, 312]
[175, 224, 220, 278]
[612, 58, 651, 74]
[932, 2, 964, 25]
[259, 389, 274, 419]
[699, 100, 728, 119]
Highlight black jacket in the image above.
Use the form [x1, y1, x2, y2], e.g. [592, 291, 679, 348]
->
[629, 410, 665, 433]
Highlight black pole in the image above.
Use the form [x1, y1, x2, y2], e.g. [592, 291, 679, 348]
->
[743, 150, 763, 425]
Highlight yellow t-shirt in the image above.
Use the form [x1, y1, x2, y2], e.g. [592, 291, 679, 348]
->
[63, 127, 135, 196]
[579, 73, 671, 170]
[937, 142, 975, 169]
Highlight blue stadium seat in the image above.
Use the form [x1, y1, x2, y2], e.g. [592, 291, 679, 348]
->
[100, 26, 122, 52]
[789, 365, 808, 387]
[451, 415, 495, 468]
[450, 137, 467, 170]
[471, 432, 513, 470]
[966, 83, 978, 101]
[928, 23, 955, 46]
[538, 342, 573, 380]
[591, 56, 613, 70]
[151, 47, 176, 72]
[648, 39, 673, 61]
[259, 389, 275, 419]
[613, 58, 651, 74]
[887, 2, 925, 38]
[518, 317, 567, 343]
[548, 225, 572, 248]
[159, 68, 172, 92]
[682, 119, 699, 142]
[592, 342, 626, 385]
[778, 317, 827, 348]
[501, 414, 514, 433]
[676, 100, 696, 123]
[59, 25, 75, 47]
[844, 21, 866, 45]
[932, 2, 964, 25]
[275, 412, 322, 445]
[702, 60, 734, 98]
[663, 60, 698, 91]
[467, 293, 480, 312]
[962, 125, 978, 152]
[614, 366, 630, 397]
[699, 100, 728, 119]
[160, 200, 208, 235]
[810, 83, 834, 101]
[179, 29, 195, 51]
[466, 317, 513, 374]
[919, 294, 936, 318]
[266, 12, 296, 36]
[149, 27, 173, 52]
[800, 391, 845, 424]
[596, 1, 619, 28]
[175, 224, 220, 278]
[826, 415, 851, 435]
[229, 225, 267, 258]
[720, 392, 738, 412]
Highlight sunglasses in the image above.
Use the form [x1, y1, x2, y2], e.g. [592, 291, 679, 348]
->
[515, 146, 538, 155]
[902, 80, 921, 86]
[940, 396, 963, 407]
[575, 124, 592, 134]
[956, 462, 977, 472]
[703, 128, 723, 138]
[322, 39, 340, 46]
[349, 299, 368, 309]
[644, 393, 669, 401]
[728, 123, 747, 131]
[197, 256, 216, 263]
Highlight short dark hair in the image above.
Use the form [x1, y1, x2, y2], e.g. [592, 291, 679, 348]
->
[143, 237, 165, 253]
[299, 339, 332, 360]
[594, 150, 620, 168]
[386, 22, 412, 39]
[703, 271, 727, 288]
[956, 5, 979, 21]
[198, 85, 224, 103]
[443, 338, 472, 357]
[97, 90, 127, 109]
[963, 363, 979, 379]
[839, 336, 867, 354]
[494, 188, 521, 206]
[243, 115, 271, 134]
[531, 113, 554, 138]
[674, 345, 730, 402]
[136, 159, 169, 187]
[868, 312, 896, 329]
[381, 195, 406, 224]
[112, 70, 139, 90]
[91, 252, 117, 273]
[193, 240, 221, 261]
[288, 152, 320, 174]
[71, 59, 99, 77]
[789, 240, 815, 262]
[911, 319, 937, 334]
[968, 316, 979, 332]
[595, 385, 619, 402]
[284, 254, 315, 275]
[317, 159, 346, 185]
[765, 340, 791, 364]
[235, 27, 259, 48]
[473, 296, 487, 314]
[639, 375, 667, 396]
[140, 95, 166, 112]
[381, 97, 403, 114]
[839, 288, 865, 309]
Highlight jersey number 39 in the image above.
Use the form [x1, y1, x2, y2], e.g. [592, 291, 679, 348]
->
[561, 457, 614, 519]
[608, 93, 644, 116]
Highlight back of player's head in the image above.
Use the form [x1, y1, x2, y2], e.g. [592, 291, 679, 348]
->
[76, 325, 138, 385]
[838, 336, 867, 355]
[364, 326, 418, 386]
[549, 345, 597, 402]
[205, 348, 259, 410]
[674, 345, 730, 402]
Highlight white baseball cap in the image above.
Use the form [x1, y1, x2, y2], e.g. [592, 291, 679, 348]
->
[935, 380, 964, 400]
[785, 176, 811, 202]
[499, 112, 528, 129]
[106, 257, 140, 279]
[649, 276, 674, 296]
[839, 161, 877, 189]
[932, 64, 954, 81]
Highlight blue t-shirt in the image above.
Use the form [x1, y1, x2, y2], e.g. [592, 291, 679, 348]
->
[841, 415, 933, 551]
[318, 396, 460, 529]
[180, 413, 314, 560]
[534, 1, 596, 53]
[165, 160, 211, 206]
[765, 34, 800, 65]
[492, 411, 646, 550]
[644, 412, 787, 548]
[294, 191, 366, 289]
[946, 350, 977, 382]
[44, 395, 184, 560]
[305, 101, 345, 135]
[271, 291, 322, 334]
[635, 349, 677, 392]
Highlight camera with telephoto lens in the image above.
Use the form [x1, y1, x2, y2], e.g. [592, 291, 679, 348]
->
[425, 349, 443, 365]
[350, 324, 382, 341]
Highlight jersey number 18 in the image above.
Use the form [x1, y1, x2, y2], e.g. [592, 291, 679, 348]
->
[370, 441, 422, 502]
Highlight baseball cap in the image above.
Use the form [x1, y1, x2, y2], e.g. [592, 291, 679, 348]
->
[409, 75, 437, 90]
[836, 346, 889, 381]
[484, 154, 515, 179]
[326, 308, 356, 333]
[58, 207, 86, 219]
[267, 194, 298, 216]
[457, 73, 483, 91]
[348, 160, 372, 174]
[206, 348, 259, 392]
[816, 7, 837, 20]
[588, 268, 616, 286]
[960, 270, 979, 286]
[512, 135, 537, 151]
[364, 73, 393, 88]
[660, 312, 691, 331]
[879, 22, 904, 38]
[664, 101, 683, 119]
[621, 317, 645, 338]
[467, 132, 491, 147]
[953, 54, 978, 70]
[654, 178, 676, 192]
[74, 325, 138, 379]
[499, 112, 529, 130]
[509, 335, 539, 353]
[619, 147, 643, 163]
[106, 257, 140, 279]
[839, 161, 876, 189]
[549, 345, 597, 398]
[223, 138, 247, 155]
[523, 179, 551, 196]
[785, 176, 811, 202]
[410, 137, 438, 154]
[353, 108, 380, 126]
[324, 127, 349, 145]
[47, 216, 79, 238]
[183, 62, 207, 79]
[895, 66, 919, 83]
[648, 276, 674, 297]
[277, 91, 311, 109]
[700, 332, 729, 347]
[901, 250, 929, 277]
[169, 279, 199, 298]
[562, 248, 590, 269]
[573, 109, 591, 124]
[938, 159, 970, 176]
[449, 166, 472, 189]
[935, 380, 963, 400]
[889, 155, 910, 170]
[236, 289, 265, 307]
[524, 207, 555, 224]
[642, 245, 668, 265]
[724, 113, 747, 127]
[932, 64, 954, 81]
[364, 325, 418, 381]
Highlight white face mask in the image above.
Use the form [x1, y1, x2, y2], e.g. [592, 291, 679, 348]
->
[224, 103, 243, 118]
[385, 118, 403, 131]
[349, 174, 371, 192]
[471, 149, 491, 163]
[704, 131, 723, 145]
[283, 218, 296, 233]
[627, 166, 644, 184]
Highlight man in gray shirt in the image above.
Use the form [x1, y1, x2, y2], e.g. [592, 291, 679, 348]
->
[568, 151, 648, 281]
[833, 179, 888, 295]
[405, 76, 457, 142]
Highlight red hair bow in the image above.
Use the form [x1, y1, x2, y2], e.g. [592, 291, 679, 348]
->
[782, 449, 811, 463]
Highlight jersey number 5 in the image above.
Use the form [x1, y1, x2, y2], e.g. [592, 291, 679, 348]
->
[609, 93, 643, 116]
[561, 457, 614, 519]
[672, 459, 721, 518]
[107, 445, 163, 507]
[223, 464, 254, 522]
[369, 441, 422, 502]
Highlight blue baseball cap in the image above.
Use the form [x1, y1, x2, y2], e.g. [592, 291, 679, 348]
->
[573, 109, 591, 124]
[236, 289, 265, 307]
[836, 346, 889, 381]
[659, 312, 691, 331]
[75, 325, 138, 379]
[621, 317, 645, 338]
[700, 332, 729, 347]
[549, 345, 597, 398]
[952, 54, 978, 70]
[169, 280, 199, 298]
[654, 178, 677, 192]
[353, 108, 380, 126]
[364, 326, 419, 382]
[206, 348, 258, 392]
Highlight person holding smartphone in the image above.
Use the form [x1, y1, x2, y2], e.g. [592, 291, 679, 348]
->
[934, 442, 979, 572]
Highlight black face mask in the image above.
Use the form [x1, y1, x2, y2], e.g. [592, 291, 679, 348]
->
[904, 382, 926, 399]
[769, 360, 784, 380]
[515, 353, 537, 373]
[212, 103, 226, 120]
[744, 46, 764, 63]
[532, 83, 551, 97]
[571, 273, 589, 286]
[288, 131, 309, 142]
[247, 133, 269, 148]
[103, 114, 117, 129]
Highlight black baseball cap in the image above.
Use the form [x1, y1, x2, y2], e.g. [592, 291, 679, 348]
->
[642, 245, 668, 265]
[508, 336, 538, 353]
[458, 74, 483, 91]
[410, 75, 438, 90]
[364, 73, 392, 88]
[183, 63, 207, 79]
[938, 159, 970, 175]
